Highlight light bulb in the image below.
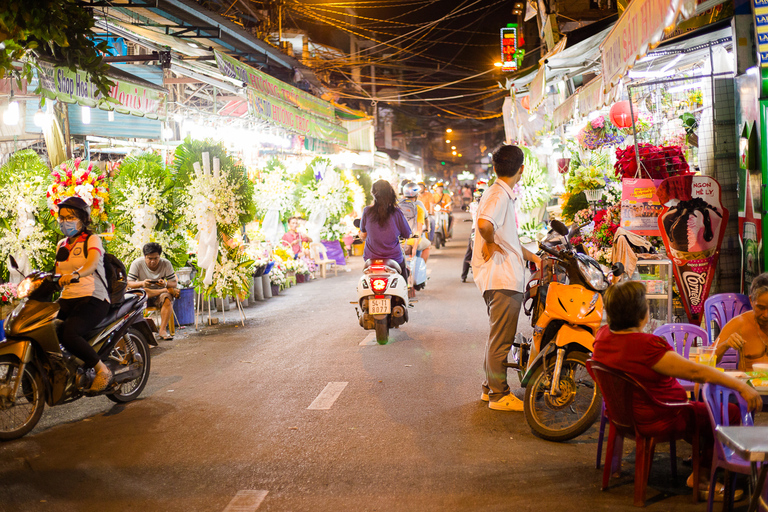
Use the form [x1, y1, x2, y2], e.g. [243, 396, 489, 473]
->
[33, 108, 45, 127]
[81, 106, 91, 124]
[3, 101, 19, 126]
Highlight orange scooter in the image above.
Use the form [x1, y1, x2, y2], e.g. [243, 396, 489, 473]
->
[509, 221, 623, 442]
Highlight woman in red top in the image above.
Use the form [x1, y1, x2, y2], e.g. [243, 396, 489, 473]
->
[593, 281, 761, 499]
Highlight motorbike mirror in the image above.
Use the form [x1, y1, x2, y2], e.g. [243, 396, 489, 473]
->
[55, 247, 70, 262]
[353, 218, 361, 228]
[8, 255, 19, 270]
[550, 220, 569, 237]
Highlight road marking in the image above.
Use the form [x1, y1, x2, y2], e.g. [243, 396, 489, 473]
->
[359, 333, 377, 345]
[223, 490, 268, 511]
[308, 382, 348, 410]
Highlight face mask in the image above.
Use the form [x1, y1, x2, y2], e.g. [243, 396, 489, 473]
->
[59, 220, 82, 238]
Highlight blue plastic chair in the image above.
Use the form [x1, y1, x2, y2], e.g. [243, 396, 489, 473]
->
[702, 383, 756, 512]
[704, 294, 751, 369]
[654, 323, 709, 393]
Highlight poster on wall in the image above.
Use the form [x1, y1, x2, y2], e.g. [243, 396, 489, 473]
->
[620, 178, 663, 235]
[657, 175, 729, 324]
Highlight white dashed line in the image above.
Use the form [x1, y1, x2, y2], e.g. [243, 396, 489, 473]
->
[307, 382, 348, 410]
[223, 490, 268, 511]
[359, 333, 377, 345]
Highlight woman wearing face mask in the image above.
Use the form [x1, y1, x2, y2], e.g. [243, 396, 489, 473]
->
[54, 196, 112, 392]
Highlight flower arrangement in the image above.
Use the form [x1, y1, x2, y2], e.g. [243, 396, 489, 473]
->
[518, 147, 551, 212]
[298, 158, 355, 220]
[0, 283, 18, 306]
[253, 157, 298, 218]
[570, 204, 621, 265]
[47, 158, 109, 223]
[195, 245, 254, 301]
[577, 116, 625, 150]
[269, 265, 286, 286]
[614, 144, 691, 180]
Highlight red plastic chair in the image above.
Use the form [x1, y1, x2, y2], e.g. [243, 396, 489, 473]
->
[653, 323, 708, 394]
[702, 383, 756, 512]
[587, 360, 700, 507]
[704, 294, 751, 370]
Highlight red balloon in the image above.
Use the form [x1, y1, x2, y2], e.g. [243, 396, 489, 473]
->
[521, 95, 530, 112]
[609, 101, 637, 128]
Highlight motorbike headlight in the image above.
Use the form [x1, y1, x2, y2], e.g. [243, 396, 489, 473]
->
[576, 255, 608, 291]
[17, 277, 40, 299]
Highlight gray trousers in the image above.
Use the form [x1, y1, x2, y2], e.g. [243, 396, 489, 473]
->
[482, 289, 523, 401]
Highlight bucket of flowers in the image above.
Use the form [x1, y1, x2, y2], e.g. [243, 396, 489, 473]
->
[0, 282, 19, 338]
[269, 265, 286, 295]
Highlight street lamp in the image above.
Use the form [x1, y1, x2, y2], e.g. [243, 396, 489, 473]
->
[446, 128, 452, 133]
[494, 62, 503, 67]
[446, 139, 451, 143]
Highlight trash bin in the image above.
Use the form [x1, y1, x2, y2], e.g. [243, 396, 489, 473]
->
[173, 288, 195, 325]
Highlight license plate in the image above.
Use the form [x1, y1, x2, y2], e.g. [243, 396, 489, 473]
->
[369, 298, 391, 315]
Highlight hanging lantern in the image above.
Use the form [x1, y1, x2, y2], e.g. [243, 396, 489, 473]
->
[609, 101, 637, 128]
[521, 95, 530, 112]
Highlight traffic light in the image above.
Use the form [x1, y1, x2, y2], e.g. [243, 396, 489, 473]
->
[441, 161, 446, 165]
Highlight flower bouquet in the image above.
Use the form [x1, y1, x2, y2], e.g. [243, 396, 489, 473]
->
[615, 144, 692, 180]
[577, 116, 625, 150]
[47, 158, 110, 223]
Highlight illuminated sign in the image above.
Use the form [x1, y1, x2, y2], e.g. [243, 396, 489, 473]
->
[500, 25, 518, 72]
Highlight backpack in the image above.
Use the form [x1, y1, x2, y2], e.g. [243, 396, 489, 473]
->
[398, 199, 419, 232]
[85, 235, 128, 304]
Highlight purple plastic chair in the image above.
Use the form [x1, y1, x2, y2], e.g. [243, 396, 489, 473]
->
[704, 294, 751, 369]
[702, 383, 756, 512]
[654, 323, 709, 394]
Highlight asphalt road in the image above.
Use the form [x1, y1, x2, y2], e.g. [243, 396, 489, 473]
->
[0, 212, 732, 511]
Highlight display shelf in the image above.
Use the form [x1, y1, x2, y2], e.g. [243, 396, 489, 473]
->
[636, 259, 674, 331]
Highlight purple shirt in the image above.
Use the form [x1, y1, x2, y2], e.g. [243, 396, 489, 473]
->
[360, 206, 411, 263]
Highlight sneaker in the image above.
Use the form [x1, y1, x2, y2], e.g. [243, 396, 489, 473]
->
[461, 277, 467, 283]
[489, 394, 524, 412]
[480, 392, 489, 402]
[90, 362, 113, 392]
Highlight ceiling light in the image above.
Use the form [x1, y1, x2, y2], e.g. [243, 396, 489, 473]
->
[33, 108, 45, 127]
[3, 101, 19, 126]
[81, 106, 91, 125]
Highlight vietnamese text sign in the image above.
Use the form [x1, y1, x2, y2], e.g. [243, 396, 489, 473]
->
[657, 175, 728, 324]
[578, 75, 604, 117]
[754, 0, 768, 67]
[601, 0, 695, 90]
[37, 61, 167, 120]
[620, 178, 663, 235]
[215, 50, 334, 121]
[552, 92, 576, 128]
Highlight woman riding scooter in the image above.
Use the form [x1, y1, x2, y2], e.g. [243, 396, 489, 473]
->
[54, 196, 112, 392]
[359, 180, 412, 279]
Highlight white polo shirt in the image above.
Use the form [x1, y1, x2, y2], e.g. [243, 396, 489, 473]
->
[471, 180, 525, 294]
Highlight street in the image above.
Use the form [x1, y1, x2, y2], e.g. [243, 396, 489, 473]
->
[0, 214, 708, 512]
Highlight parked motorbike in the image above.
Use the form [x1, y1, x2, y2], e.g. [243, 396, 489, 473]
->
[354, 259, 410, 344]
[509, 220, 623, 442]
[0, 251, 155, 441]
[433, 204, 452, 249]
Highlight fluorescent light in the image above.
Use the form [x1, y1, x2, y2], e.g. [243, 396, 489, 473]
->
[660, 54, 683, 72]
[81, 106, 91, 124]
[3, 101, 19, 125]
[108, 110, 115, 122]
[627, 70, 667, 78]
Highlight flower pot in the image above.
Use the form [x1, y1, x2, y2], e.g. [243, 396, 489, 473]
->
[270, 284, 280, 296]
[262, 275, 272, 298]
[254, 265, 265, 277]
[253, 276, 264, 301]
[296, 273, 305, 283]
[557, 158, 570, 174]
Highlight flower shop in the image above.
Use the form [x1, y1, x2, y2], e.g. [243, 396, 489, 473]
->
[503, 3, 750, 330]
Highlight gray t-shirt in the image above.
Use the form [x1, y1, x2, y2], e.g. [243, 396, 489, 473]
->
[128, 256, 176, 284]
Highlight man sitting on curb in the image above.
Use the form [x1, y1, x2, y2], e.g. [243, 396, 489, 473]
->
[127, 242, 178, 340]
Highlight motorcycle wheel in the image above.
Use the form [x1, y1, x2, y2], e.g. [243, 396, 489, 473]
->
[374, 318, 389, 345]
[0, 355, 45, 441]
[107, 327, 151, 403]
[523, 351, 601, 442]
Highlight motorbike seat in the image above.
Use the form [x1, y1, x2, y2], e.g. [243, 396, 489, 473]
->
[364, 259, 401, 274]
[86, 295, 140, 336]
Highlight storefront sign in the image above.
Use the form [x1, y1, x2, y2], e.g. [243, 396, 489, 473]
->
[500, 25, 519, 72]
[620, 178, 663, 235]
[552, 92, 577, 128]
[529, 65, 546, 112]
[657, 175, 729, 324]
[215, 50, 334, 121]
[247, 89, 347, 146]
[37, 61, 167, 120]
[601, 0, 695, 90]
[578, 76, 604, 117]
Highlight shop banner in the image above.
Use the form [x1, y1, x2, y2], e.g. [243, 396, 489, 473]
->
[657, 175, 729, 325]
[529, 65, 546, 112]
[620, 178, 663, 235]
[578, 75, 604, 117]
[247, 89, 347, 146]
[37, 61, 167, 120]
[215, 50, 334, 121]
[601, 0, 696, 90]
[552, 92, 577, 128]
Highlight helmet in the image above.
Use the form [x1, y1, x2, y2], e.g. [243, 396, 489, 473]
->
[435, 181, 445, 188]
[402, 182, 419, 198]
[476, 180, 488, 192]
[57, 196, 91, 216]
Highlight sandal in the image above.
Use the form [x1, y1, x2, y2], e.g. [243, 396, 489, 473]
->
[697, 483, 744, 502]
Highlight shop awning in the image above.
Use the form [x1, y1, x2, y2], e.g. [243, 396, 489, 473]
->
[553, 92, 578, 128]
[529, 66, 546, 112]
[37, 60, 169, 120]
[601, 0, 697, 91]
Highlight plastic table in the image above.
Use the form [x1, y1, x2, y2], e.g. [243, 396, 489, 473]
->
[715, 426, 768, 512]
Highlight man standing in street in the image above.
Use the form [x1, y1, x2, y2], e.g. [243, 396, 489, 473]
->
[472, 145, 541, 411]
[127, 242, 178, 340]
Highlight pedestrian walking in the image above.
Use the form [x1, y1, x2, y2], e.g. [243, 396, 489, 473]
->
[472, 145, 541, 411]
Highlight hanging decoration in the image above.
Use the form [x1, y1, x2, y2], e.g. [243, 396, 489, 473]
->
[609, 101, 638, 129]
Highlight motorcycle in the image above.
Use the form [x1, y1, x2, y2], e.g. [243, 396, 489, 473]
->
[509, 220, 623, 442]
[354, 258, 410, 344]
[433, 204, 452, 249]
[0, 251, 155, 441]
